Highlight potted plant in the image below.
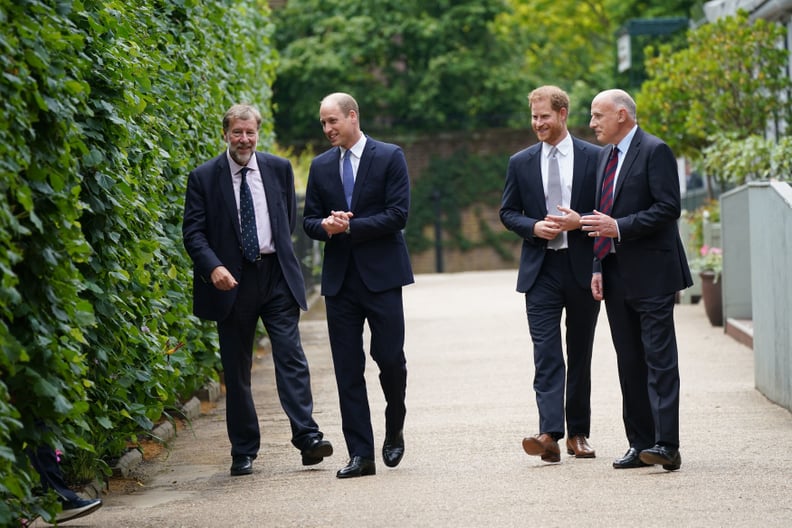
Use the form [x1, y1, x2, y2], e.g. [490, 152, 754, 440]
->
[690, 244, 723, 326]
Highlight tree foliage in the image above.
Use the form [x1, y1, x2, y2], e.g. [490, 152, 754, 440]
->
[701, 133, 792, 186]
[272, 0, 526, 142]
[496, 0, 700, 128]
[272, 0, 703, 141]
[1, 0, 276, 522]
[637, 10, 792, 159]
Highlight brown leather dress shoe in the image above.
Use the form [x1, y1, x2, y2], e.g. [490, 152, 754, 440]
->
[566, 435, 596, 458]
[522, 433, 561, 463]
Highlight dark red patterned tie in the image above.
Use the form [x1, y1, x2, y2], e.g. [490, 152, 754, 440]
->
[594, 146, 618, 261]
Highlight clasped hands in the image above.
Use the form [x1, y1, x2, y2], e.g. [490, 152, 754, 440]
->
[537, 207, 617, 240]
[321, 210, 353, 236]
[535, 206, 583, 240]
[536, 207, 616, 303]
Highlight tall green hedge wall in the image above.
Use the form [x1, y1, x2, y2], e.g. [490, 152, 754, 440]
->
[0, 0, 276, 522]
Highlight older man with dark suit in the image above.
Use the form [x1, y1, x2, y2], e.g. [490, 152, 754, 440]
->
[581, 89, 692, 471]
[500, 85, 601, 464]
[303, 92, 414, 479]
[183, 104, 332, 477]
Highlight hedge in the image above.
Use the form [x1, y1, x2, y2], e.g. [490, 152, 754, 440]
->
[0, 0, 276, 522]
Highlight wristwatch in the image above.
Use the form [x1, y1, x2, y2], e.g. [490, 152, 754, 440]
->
[345, 223, 351, 235]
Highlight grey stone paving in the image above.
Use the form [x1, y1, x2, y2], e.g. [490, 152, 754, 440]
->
[41, 270, 792, 527]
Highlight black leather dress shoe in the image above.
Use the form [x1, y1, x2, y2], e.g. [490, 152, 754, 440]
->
[301, 438, 334, 466]
[640, 444, 682, 471]
[613, 447, 651, 469]
[230, 455, 254, 476]
[336, 456, 376, 478]
[382, 431, 405, 468]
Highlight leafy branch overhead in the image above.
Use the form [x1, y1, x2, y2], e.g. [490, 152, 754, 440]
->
[637, 10, 792, 160]
[272, 0, 527, 142]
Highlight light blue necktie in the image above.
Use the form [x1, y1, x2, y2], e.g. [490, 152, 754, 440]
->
[342, 150, 354, 208]
[239, 167, 260, 262]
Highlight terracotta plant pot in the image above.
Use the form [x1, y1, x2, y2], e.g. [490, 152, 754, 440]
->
[699, 271, 723, 326]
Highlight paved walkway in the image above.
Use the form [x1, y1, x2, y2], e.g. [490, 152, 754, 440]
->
[45, 270, 791, 527]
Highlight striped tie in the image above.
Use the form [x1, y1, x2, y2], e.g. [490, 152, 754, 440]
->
[594, 146, 618, 261]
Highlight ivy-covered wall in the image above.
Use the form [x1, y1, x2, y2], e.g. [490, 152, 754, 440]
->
[0, 0, 276, 522]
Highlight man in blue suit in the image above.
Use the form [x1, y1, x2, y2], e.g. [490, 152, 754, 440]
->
[582, 89, 692, 471]
[183, 104, 332, 476]
[303, 92, 414, 478]
[500, 86, 601, 464]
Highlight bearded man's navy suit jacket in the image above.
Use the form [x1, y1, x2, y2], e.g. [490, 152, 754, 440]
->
[183, 151, 307, 321]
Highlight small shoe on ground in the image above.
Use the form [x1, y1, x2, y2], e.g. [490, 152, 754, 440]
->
[522, 433, 561, 463]
[639, 444, 681, 471]
[566, 434, 596, 458]
[336, 456, 376, 478]
[382, 431, 405, 468]
[55, 497, 103, 524]
[613, 447, 651, 469]
[301, 438, 333, 466]
[230, 455, 254, 476]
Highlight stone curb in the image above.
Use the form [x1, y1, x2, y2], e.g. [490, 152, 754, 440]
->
[100, 289, 322, 492]
[111, 380, 221, 479]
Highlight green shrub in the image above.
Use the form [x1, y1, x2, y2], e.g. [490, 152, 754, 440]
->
[1, 0, 276, 522]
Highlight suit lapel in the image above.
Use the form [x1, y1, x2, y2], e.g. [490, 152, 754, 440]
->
[526, 147, 546, 215]
[596, 147, 609, 184]
[217, 156, 242, 243]
[352, 138, 375, 209]
[256, 152, 278, 234]
[570, 139, 584, 210]
[614, 128, 642, 202]
[328, 147, 346, 205]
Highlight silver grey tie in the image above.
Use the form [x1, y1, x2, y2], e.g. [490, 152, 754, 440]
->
[546, 147, 563, 249]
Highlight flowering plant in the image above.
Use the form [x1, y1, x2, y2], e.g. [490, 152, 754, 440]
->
[690, 244, 723, 283]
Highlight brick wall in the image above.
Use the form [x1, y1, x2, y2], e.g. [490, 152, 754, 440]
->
[409, 206, 523, 274]
[393, 126, 598, 274]
[395, 128, 531, 274]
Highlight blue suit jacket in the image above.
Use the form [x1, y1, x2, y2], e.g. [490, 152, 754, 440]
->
[594, 127, 692, 297]
[183, 151, 307, 321]
[303, 137, 414, 296]
[500, 136, 600, 292]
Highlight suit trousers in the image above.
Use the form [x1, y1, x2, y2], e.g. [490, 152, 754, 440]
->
[602, 254, 681, 449]
[217, 255, 320, 458]
[325, 259, 408, 460]
[525, 250, 599, 439]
